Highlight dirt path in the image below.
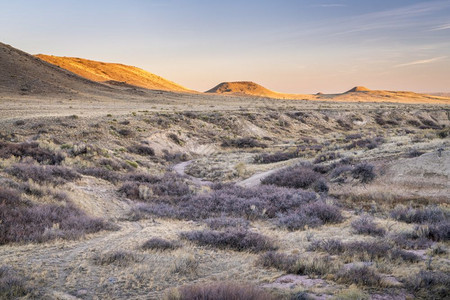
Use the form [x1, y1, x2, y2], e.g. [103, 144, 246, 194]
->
[173, 160, 213, 186]
[173, 159, 295, 188]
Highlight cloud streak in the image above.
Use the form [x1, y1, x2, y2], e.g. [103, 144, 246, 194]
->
[316, 4, 346, 8]
[395, 56, 447, 67]
[430, 23, 450, 31]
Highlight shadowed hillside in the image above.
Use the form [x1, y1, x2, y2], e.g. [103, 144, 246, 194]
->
[36, 54, 194, 93]
[0, 42, 115, 96]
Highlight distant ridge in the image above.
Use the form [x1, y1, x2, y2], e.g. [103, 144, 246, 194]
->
[0, 42, 114, 96]
[345, 86, 371, 93]
[206, 81, 313, 100]
[36, 54, 193, 93]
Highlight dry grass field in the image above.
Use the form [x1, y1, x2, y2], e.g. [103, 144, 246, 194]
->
[0, 42, 449, 299]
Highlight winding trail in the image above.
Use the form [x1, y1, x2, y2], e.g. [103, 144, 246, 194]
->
[173, 159, 296, 188]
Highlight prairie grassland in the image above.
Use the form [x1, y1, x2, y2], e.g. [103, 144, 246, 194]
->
[0, 96, 449, 299]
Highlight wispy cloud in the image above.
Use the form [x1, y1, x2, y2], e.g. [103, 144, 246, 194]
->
[316, 4, 346, 8]
[430, 23, 450, 31]
[395, 56, 447, 67]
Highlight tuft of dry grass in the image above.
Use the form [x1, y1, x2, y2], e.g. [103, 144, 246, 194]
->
[165, 281, 276, 300]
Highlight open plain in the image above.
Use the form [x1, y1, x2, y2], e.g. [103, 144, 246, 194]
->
[0, 41, 449, 300]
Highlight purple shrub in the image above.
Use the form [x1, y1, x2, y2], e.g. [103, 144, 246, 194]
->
[6, 164, 80, 185]
[221, 137, 267, 148]
[79, 167, 122, 183]
[0, 188, 115, 245]
[261, 165, 326, 191]
[180, 229, 277, 252]
[351, 215, 386, 236]
[0, 142, 64, 165]
[351, 163, 376, 183]
[205, 216, 249, 230]
[254, 151, 298, 164]
[127, 144, 155, 156]
[390, 206, 448, 224]
[257, 251, 300, 273]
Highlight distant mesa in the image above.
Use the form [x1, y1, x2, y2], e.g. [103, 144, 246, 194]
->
[36, 54, 193, 93]
[345, 86, 371, 93]
[206, 81, 275, 96]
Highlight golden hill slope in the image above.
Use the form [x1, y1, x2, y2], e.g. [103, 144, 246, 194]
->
[206, 82, 450, 104]
[206, 81, 314, 100]
[36, 54, 193, 93]
[0, 42, 117, 96]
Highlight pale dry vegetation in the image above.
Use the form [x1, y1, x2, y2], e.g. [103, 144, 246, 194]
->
[0, 100, 448, 299]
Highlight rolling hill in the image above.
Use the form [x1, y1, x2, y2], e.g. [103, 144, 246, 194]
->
[0, 42, 115, 96]
[206, 82, 450, 104]
[206, 81, 314, 100]
[36, 54, 193, 93]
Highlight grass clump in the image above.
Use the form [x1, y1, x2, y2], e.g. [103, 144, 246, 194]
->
[405, 270, 450, 299]
[336, 265, 382, 287]
[390, 205, 449, 224]
[221, 137, 267, 148]
[254, 151, 298, 164]
[0, 266, 32, 299]
[92, 250, 141, 266]
[351, 163, 376, 183]
[258, 251, 339, 276]
[141, 238, 181, 251]
[205, 216, 249, 230]
[165, 281, 275, 300]
[6, 163, 80, 185]
[0, 141, 64, 165]
[351, 215, 386, 236]
[180, 229, 277, 253]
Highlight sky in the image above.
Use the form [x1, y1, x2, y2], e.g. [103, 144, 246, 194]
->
[1, 0, 450, 93]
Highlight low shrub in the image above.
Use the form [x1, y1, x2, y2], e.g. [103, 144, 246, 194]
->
[345, 137, 384, 150]
[180, 229, 277, 252]
[166, 281, 275, 300]
[351, 215, 386, 236]
[408, 149, 425, 157]
[313, 152, 341, 164]
[127, 144, 155, 156]
[309, 239, 420, 262]
[0, 142, 64, 164]
[390, 205, 449, 224]
[390, 231, 434, 250]
[221, 137, 267, 148]
[405, 270, 450, 299]
[205, 216, 249, 230]
[258, 251, 299, 273]
[276, 212, 322, 231]
[258, 251, 339, 276]
[92, 250, 140, 266]
[308, 239, 345, 255]
[6, 164, 80, 185]
[168, 133, 184, 145]
[0, 190, 115, 245]
[253, 151, 298, 164]
[336, 265, 382, 287]
[0, 266, 31, 299]
[261, 165, 327, 192]
[351, 163, 376, 183]
[277, 201, 343, 231]
[141, 238, 181, 251]
[79, 167, 122, 183]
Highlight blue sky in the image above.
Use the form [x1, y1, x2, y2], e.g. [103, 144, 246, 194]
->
[1, 0, 450, 93]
